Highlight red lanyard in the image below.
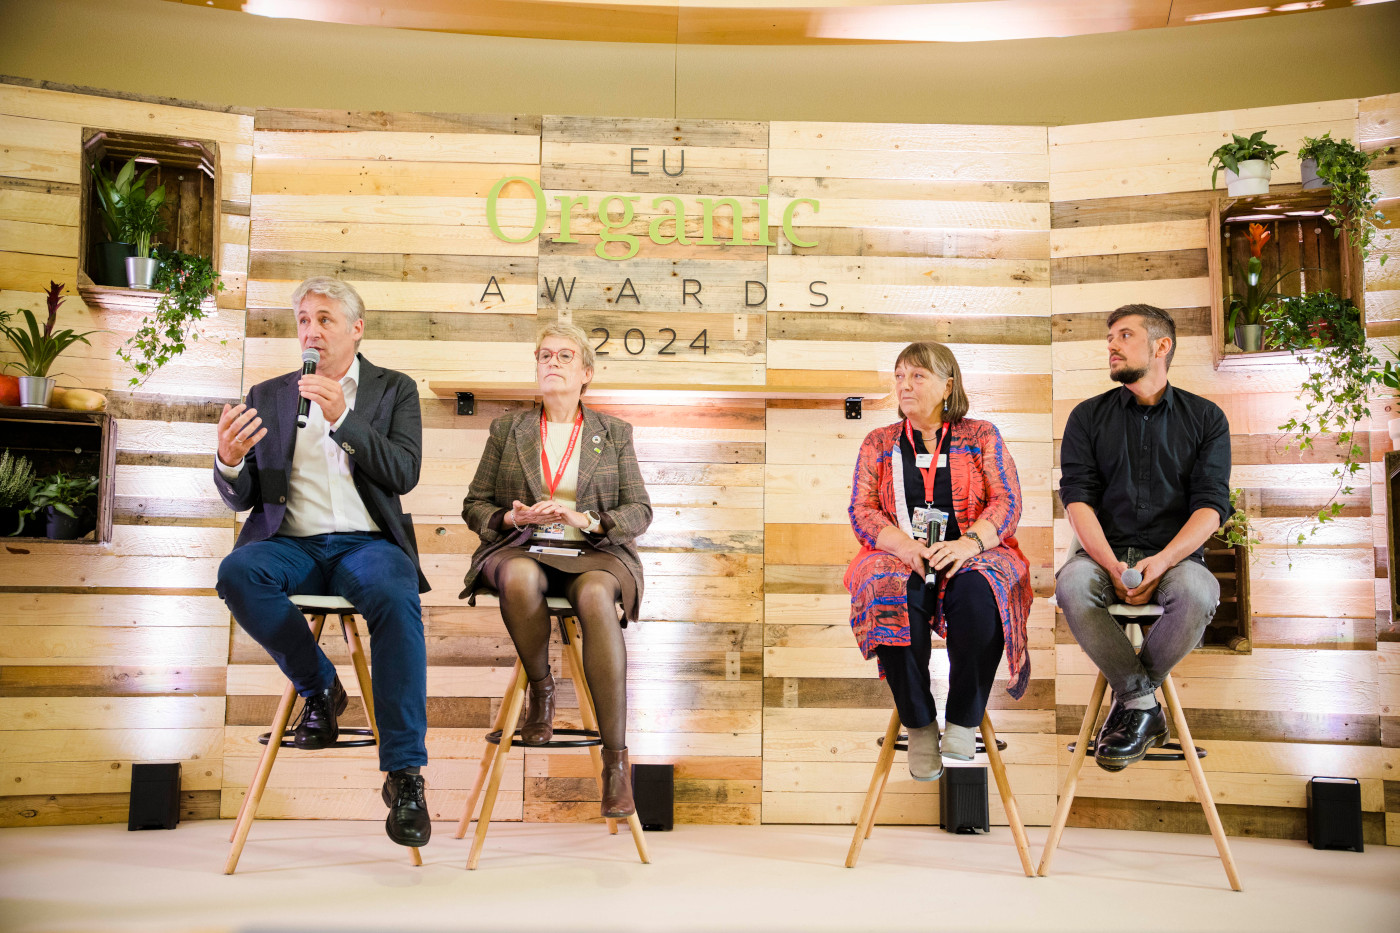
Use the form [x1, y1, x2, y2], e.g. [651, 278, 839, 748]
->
[540, 407, 585, 499]
[904, 418, 951, 506]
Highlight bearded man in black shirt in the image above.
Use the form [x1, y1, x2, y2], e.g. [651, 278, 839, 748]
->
[1056, 304, 1232, 772]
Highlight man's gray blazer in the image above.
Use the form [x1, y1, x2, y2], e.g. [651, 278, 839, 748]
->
[212, 353, 430, 593]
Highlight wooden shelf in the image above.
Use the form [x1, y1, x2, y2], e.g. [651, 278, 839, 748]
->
[76, 273, 215, 315]
[427, 375, 891, 402]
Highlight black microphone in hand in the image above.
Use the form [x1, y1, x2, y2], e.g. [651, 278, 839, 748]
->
[296, 348, 320, 429]
[1122, 567, 1143, 589]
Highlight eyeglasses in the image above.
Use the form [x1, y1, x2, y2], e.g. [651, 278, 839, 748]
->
[535, 348, 577, 364]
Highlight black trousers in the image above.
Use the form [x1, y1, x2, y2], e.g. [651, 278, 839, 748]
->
[875, 570, 1005, 730]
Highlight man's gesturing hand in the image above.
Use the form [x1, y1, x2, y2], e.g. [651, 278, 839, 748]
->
[218, 403, 267, 467]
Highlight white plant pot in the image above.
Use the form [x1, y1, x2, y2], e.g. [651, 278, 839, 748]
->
[1225, 159, 1271, 196]
[18, 376, 55, 408]
[1388, 417, 1400, 451]
[1300, 157, 1329, 191]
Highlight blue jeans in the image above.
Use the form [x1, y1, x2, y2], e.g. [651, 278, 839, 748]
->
[216, 533, 428, 772]
[1055, 547, 1219, 704]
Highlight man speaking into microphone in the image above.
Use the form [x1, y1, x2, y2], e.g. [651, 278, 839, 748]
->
[212, 277, 431, 847]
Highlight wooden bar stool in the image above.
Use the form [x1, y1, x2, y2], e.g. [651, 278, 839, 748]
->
[845, 709, 1035, 876]
[1037, 604, 1242, 891]
[225, 595, 422, 874]
[454, 595, 650, 869]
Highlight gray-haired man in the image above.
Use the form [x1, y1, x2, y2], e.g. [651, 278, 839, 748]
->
[213, 277, 432, 846]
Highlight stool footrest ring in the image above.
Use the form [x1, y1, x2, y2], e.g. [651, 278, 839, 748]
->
[258, 727, 376, 749]
[485, 726, 602, 748]
[878, 733, 1007, 754]
[1067, 739, 1207, 761]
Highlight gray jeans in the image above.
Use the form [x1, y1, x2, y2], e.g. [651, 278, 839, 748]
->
[1055, 548, 1219, 703]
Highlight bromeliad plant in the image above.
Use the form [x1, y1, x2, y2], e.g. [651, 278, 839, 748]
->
[117, 247, 225, 386]
[0, 282, 102, 379]
[1267, 291, 1375, 540]
[1209, 131, 1288, 190]
[1297, 132, 1393, 265]
[1227, 222, 1301, 341]
[20, 471, 99, 536]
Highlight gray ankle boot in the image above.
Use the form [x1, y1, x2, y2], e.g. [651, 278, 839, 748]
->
[941, 723, 977, 761]
[905, 722, 943, 781]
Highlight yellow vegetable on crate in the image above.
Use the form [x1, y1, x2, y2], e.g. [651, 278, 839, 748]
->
[50, 387, 107, 411]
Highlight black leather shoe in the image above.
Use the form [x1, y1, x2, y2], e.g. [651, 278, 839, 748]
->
[381, 770, 432, 847]
[1094, 702, 1169, 772]
[292, 678, 347, 749]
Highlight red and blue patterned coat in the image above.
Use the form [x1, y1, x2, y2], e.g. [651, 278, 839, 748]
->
[843, 417, 1033, 699]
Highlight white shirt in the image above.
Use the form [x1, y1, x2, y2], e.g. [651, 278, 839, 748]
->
[218, 355, 380, 537]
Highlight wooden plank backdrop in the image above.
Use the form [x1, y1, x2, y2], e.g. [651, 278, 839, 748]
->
[2, 79, 1395, 844]
[0, 78, 254, 827]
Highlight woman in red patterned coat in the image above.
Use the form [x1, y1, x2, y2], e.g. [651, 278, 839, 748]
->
[844, 341, 1033, 780]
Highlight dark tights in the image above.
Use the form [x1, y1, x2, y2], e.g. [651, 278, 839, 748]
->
[495, 557, 628, 750]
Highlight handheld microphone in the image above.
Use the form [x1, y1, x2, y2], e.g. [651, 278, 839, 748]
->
[1122, 567, 1143, 589]
[296, 348, 320, 429]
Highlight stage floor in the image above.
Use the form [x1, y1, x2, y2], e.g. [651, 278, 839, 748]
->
[1, 820, 1396, 932]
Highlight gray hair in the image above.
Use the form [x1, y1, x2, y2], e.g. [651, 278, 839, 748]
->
[291, 277, 365, 347]
[537, 321, 596, 371]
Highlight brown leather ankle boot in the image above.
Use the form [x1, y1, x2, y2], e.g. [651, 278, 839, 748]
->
[520, 672, 555, 745]
[600, 746, 635, 818]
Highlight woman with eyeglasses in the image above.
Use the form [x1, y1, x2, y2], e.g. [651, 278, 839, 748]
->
[460, 322, 653, 818]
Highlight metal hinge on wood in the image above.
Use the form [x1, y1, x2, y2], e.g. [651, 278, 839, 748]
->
[456, 392, 475, 416]
[845, 397, 862, 420]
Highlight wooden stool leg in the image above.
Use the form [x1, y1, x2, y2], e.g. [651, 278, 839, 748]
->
[468, 665, 528, 870]
[845, 709, 902, 868]
[1161, 674, 1242, 892]
[1037, 670, 1108, 877]
[343, 613, 421, 868]
[456, 658, 523, 839]
[225, 612, 329, 872]
[980, 713, 1035, 878]
[562, 615, 619, 835]
[342, 614, 377, 740]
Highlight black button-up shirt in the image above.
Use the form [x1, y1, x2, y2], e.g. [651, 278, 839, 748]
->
[1058, 384, 1231, 561]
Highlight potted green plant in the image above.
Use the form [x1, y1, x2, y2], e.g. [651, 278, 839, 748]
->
[0, 283, 103, 407]
[1371, 346, 1400, 450]
[1209, 131, 1287, 197]
[88, 158, 158, 287]
[115, 171, 167, 289]
[24, 472, 99, 539]
[1266, 290, 1375, 540]
[1226, 222, 1303, 353]
[1297, 132, 1393, 265]
[118, 247, 225, 385]
[0, 449, 35, 537]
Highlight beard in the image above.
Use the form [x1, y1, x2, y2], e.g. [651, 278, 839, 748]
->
[1110, 362, 1147, 385]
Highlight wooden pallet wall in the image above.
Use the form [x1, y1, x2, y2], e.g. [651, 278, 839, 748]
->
[3, 79, 1395, 844]
[0, 79, 253, 826]
[1048, 98, 1393, 845]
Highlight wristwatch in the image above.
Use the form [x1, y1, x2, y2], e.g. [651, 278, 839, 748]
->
[583, 510, 602, 534]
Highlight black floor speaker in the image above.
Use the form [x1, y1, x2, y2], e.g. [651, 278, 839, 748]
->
[128, 762, 181, 830]
[939, 766, 989, 834]
[631, 763, 674, 831]
[1307, 776, 1363, 852]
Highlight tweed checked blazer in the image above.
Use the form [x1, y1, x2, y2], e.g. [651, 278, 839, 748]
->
[459, 403, 653, 619]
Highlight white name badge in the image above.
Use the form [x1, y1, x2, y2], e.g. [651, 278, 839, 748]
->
[914, 453, 947, 469]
